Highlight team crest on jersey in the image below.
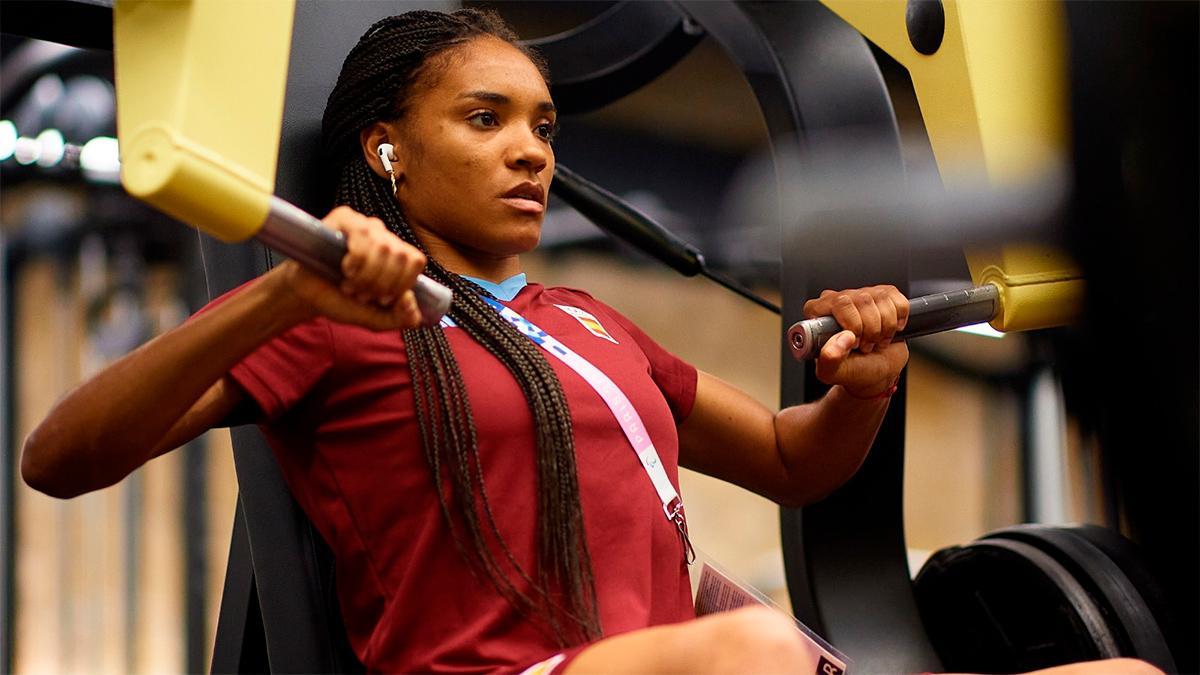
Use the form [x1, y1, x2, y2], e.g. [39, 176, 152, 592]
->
[555, 305, 618, 344]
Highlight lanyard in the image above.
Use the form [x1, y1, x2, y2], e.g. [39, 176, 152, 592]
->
[479, 296, 695, 564]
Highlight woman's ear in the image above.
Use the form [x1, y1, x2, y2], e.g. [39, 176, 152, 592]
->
[360, 122, 400, 180]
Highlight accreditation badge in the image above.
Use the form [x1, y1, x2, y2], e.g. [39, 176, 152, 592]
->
[690, 552, 852, 674]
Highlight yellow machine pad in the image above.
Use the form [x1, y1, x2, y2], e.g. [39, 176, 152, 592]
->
[820, 0, 1083, 332]
[114, 0, 295, 242]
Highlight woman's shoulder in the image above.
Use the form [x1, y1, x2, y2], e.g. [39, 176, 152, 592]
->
[537, 284, 605, 307]
[536, 284, 629, 318]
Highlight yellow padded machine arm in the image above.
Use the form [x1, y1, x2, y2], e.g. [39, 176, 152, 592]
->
[965, 245, 1083, 333]
[112, 0, 451, 323]
[818, 0, 1083, 333]
[114, 0, 293, 242]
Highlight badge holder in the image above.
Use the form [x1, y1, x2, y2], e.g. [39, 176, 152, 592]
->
[688, 549, 853, 675]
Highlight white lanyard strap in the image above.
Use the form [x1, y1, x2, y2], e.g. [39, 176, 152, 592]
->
[480, 297, 694, 563]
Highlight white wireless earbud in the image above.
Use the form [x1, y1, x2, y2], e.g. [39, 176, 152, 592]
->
[377, 142, 398, 195]
[377, 143, 397, 173]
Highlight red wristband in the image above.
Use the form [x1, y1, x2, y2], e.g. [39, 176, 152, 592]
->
[848, 378, 899, 400]
[872, 382, 899, 399]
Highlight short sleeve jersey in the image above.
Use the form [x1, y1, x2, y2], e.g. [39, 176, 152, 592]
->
[214, 280, 699, 673]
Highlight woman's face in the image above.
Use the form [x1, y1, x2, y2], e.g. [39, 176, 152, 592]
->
[383, 36, 556, 273]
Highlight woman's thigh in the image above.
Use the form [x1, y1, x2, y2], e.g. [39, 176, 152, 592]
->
[561, 608, 1165, 675]
[564, 606, 808, 674]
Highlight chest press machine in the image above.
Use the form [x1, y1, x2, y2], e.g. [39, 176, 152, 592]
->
[8, 0, 1192, 672]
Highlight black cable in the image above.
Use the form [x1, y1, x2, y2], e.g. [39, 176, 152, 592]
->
[701, 268, 780, 314]
[551, 164, 781, 315]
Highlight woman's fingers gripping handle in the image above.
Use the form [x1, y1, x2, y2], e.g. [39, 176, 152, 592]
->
[789, 286, 911, 378]
[324, 206, 450, 327]
[814, 329, 858, 383]
[799, 286, 909, 353]
[269, 206, 450, 330]
[796, 285, 910, 398]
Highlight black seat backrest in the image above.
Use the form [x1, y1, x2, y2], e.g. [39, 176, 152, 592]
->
[203, 237, 364, 675]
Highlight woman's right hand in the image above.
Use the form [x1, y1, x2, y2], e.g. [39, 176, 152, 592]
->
[268, 206, 429, 331]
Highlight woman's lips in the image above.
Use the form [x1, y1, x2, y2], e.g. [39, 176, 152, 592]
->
[500, 196, 545, 214]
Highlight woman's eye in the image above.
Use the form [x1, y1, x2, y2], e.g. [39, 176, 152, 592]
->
[535, 122, 558, 142]
[468, 112, 499, 128]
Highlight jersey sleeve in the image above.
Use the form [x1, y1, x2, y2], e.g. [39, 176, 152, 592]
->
[587, 298, 698, 424]
[191, 281, 335, 421]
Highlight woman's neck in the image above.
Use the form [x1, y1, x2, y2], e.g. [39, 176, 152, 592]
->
[416, 230, 523, 283]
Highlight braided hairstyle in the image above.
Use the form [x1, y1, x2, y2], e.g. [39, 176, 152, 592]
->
[320, 9, 601, 645]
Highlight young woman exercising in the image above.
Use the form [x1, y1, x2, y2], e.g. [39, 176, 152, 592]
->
[21, 9, 1159, 675]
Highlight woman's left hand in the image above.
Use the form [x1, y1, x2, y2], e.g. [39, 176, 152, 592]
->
[803, 285, 910, 399]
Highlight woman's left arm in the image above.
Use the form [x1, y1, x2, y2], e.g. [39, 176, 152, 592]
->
[678, 285, 909, 507]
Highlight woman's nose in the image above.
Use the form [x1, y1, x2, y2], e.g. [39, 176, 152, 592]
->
[506, 129, 549, 174]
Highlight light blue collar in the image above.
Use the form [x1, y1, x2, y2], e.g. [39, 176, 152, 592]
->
[461, 272, 528, 301]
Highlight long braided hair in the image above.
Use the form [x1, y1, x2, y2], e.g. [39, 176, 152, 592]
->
[320, 9, 601, 645]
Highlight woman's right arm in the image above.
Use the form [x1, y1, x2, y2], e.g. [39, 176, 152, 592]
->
[22, 207, 427, 498]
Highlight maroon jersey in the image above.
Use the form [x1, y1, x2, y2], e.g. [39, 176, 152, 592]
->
[215, 281, 698, 673]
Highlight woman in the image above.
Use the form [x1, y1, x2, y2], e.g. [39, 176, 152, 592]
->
[20, 9, 1158, 675]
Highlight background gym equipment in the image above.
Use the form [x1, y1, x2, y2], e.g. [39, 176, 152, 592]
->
[1, 0, 1194, 673]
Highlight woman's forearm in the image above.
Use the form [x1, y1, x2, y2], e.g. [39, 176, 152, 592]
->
[773, 386, 891, 505]
[678, 372, 892, 508]
[21, 271, 311, 497]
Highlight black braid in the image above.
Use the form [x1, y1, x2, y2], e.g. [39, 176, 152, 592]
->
[321, 9, 600, 645]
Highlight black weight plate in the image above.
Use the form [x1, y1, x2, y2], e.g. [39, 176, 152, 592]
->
[1072, 525, 1177, 649]
[1071, 525, 1173, 631]
[915, 539, 1119, 673]
[986, 525, 1176, 672]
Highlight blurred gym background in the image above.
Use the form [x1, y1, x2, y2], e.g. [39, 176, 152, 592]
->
[1, 1, 1194, 673]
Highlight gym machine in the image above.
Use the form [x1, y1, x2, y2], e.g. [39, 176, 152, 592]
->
[1, 0, 1194, 672]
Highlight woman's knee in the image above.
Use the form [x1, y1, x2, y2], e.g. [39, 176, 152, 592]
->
[700, 606, 809, 672]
